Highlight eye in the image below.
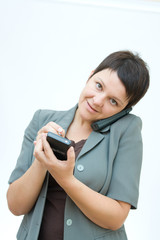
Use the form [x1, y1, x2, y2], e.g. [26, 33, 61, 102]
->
[110, 98, 117, 106]
[96, 82, 102, 90]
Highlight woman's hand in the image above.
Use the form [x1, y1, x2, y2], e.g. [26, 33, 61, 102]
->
[35, 122, 65, 144]
[33, 134, 76, 186]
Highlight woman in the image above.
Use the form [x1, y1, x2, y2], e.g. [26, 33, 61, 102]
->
[7, 50, 149, 240]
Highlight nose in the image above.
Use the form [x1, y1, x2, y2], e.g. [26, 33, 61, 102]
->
[93, 94, 105, 107]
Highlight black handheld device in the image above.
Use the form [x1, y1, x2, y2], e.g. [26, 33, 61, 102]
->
[47, 132, 72, 160]
[91, 108, 132, 131]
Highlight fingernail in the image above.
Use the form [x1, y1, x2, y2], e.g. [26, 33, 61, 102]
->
[57, 127, 63, 136]
[70, 146, 74, 152]
[58, 127, 63, 132]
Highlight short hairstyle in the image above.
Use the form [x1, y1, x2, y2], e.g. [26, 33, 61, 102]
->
[90, 50, 150, 108]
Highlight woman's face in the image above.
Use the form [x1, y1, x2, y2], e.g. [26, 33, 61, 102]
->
[77, 68, 129, 124]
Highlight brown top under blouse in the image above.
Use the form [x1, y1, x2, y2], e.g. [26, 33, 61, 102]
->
[38, 139, 86, 240]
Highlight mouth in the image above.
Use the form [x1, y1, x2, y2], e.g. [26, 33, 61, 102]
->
[87, 101, 99, 113]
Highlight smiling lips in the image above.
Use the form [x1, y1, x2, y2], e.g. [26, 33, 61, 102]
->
[87, 101, 99, 113]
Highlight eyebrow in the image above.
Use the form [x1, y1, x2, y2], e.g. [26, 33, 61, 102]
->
[96, 77, 125, 106]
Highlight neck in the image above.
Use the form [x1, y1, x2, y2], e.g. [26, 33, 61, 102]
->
[66, 109, 93, 142]
[74, 109, 92, 131]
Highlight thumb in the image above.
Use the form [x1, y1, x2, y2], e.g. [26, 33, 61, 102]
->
[67, 146, 75, 164]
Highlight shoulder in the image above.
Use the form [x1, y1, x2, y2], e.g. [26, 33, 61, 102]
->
[108, 113, 142, 146]
[111, 113, 142, 134]
[31, 108, 69, 129]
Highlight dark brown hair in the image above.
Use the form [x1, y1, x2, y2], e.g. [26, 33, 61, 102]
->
[90, 50, 150, 108]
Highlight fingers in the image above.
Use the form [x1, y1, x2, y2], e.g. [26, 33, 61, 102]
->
[41, 134, 54, 160]
[33, 138, 45, 162]
[34, 134, 56, 166]
[35, 122, 65, 145]
[34, 136, 76, 185]
[67, 147, 75, 165]
[38, 122, 65, 137]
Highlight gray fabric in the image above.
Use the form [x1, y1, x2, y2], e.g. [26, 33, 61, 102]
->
[8, 105, 142, 240]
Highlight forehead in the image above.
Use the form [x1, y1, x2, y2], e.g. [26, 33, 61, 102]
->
[90, 69, 119, 86]
[93, 68, 116, 78]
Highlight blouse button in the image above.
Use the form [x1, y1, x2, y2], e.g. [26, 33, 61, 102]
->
[66, 219, 72, 226]
[77, 164, 84, 172]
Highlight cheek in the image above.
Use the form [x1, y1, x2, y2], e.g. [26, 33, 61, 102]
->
[79, 84, 95, 104]
[78, 90, 85, 103]
[101, 104, 119, 118]
[79, 88, 88, 101]
[102, 104, 126, 119]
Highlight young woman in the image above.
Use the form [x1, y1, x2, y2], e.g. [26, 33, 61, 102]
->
[7, 50, 149, 240]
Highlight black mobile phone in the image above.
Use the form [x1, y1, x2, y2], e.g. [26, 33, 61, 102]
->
[91, 108, 132, 131]
[47, 132, 72, 160]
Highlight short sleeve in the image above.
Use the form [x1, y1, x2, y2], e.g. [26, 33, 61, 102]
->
[106, 116, 143, 209]
[8, 110, 41, 184]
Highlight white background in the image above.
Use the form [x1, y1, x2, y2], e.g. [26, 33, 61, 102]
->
[0, 0, 160, 239]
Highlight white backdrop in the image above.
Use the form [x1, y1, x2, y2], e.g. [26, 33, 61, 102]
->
[1, 0, 160, 239]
